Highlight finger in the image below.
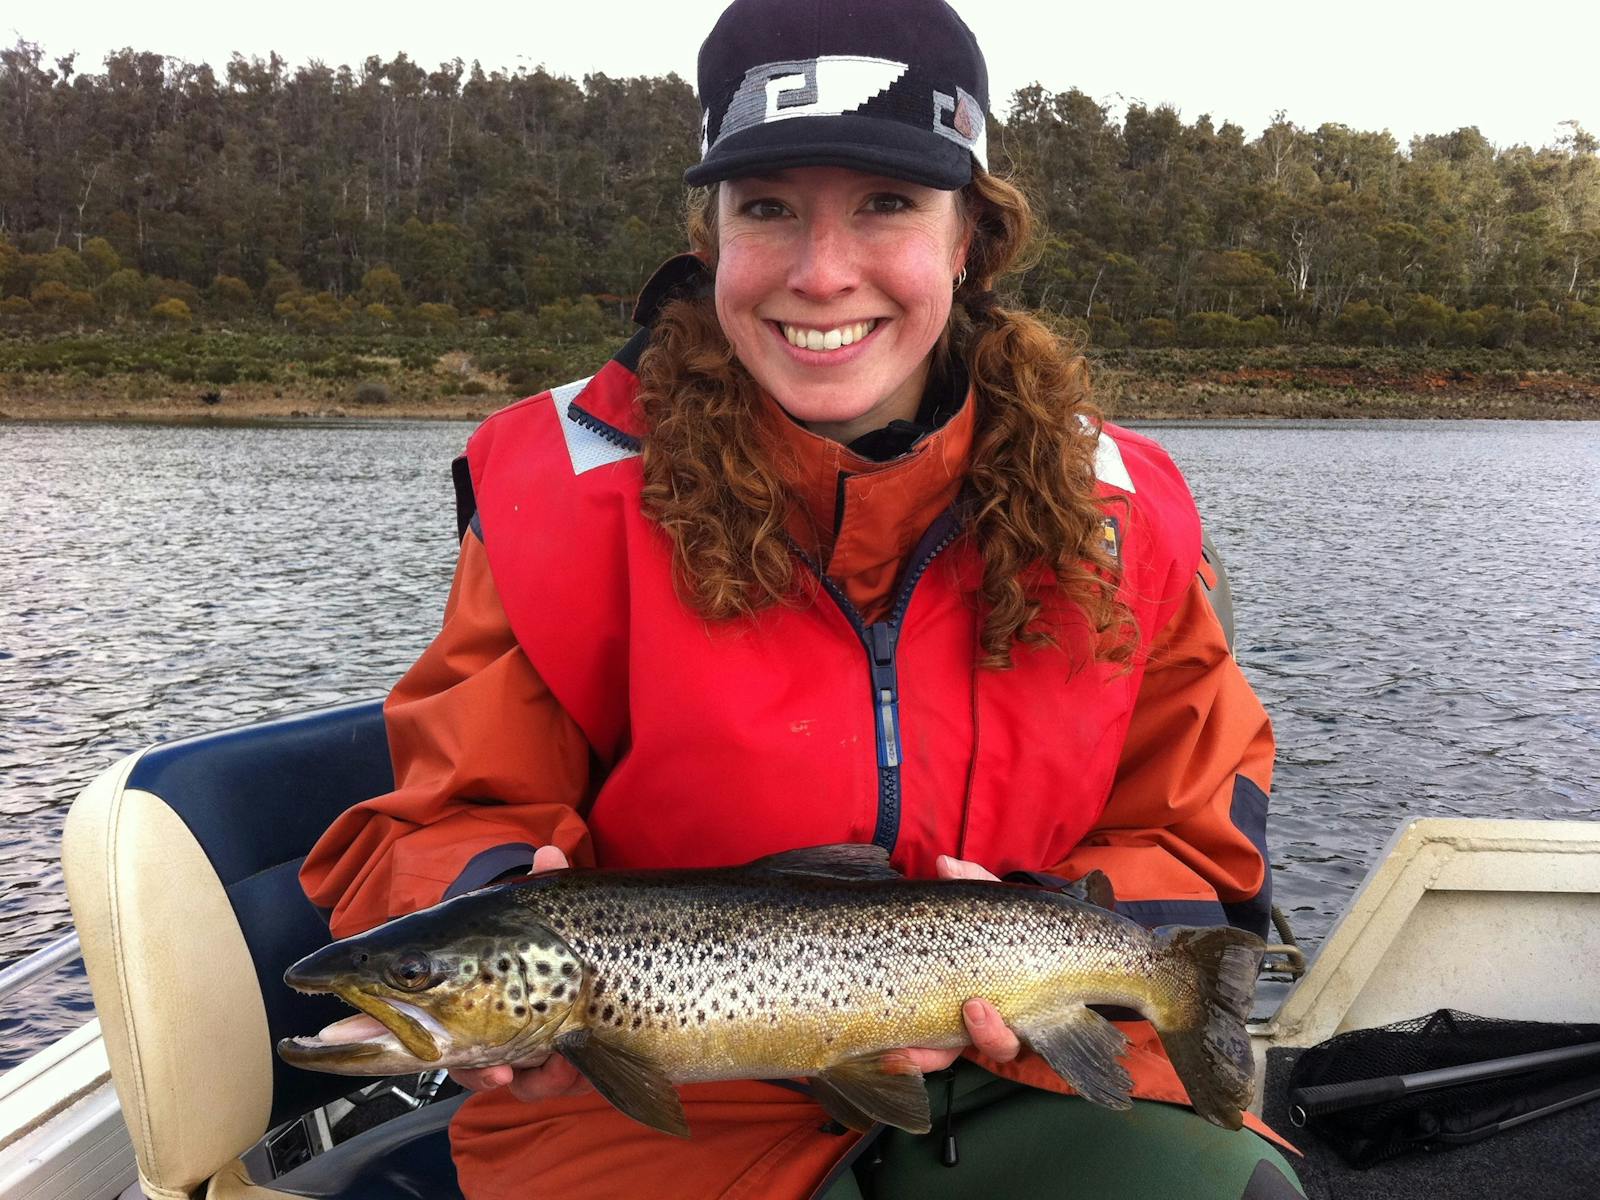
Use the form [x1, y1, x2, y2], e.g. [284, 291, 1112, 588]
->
[893, 1046, 962, 1074]
[507, 1055, 587, 1103]
[532, 845, 570, 874]
[451, 1065, 512, 1092]
[963, 999, 1021, 1062]
[936, 855, 999, 882]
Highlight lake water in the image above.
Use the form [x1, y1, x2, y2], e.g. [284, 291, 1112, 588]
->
[1, 418, 1597, 1069]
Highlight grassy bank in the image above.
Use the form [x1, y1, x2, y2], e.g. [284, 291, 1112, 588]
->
[1, 331, 1596, 422]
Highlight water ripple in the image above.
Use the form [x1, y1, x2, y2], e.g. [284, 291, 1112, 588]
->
[1, 417, 1597, 1068]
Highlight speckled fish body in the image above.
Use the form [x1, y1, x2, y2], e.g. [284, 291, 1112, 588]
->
[280, 844, 1264, 1135]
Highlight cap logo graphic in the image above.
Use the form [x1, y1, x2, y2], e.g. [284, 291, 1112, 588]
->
[710, 55, 910, 153]
[932, 86, 987, 167]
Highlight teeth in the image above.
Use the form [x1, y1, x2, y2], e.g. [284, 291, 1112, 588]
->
[781, 320, 877, 352]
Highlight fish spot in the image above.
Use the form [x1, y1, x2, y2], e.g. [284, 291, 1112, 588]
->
[535, 962, 552, 976]
[552, 983, 566, 998]
[508, 986, 522, 1000]
[497, 958, 512, 973]
[533, 1001, 548, 1013]
[632, 1016, 643, 1030]
[460, 964, 475, 976]
[561, 963, 577, 978]
[513, 1005, 527, 1018]
[495, 1001, 505, 1011]
[602, 1005, 615, 1022]
[463, 1000, 474, 1011]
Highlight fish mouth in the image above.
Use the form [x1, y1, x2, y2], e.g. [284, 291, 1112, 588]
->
[277, 1014, 412, 1070]
[283, 973, 451, 1064]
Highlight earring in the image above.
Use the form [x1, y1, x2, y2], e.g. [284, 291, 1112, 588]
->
[954, 267, 968, 290]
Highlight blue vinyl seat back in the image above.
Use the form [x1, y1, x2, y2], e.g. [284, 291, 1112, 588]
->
[124, 699, 394, 1129]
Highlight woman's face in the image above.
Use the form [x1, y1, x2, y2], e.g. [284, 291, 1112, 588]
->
[714, 166, 970, 445]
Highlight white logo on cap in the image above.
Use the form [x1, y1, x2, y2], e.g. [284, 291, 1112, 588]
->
[713, 55, 908, 149]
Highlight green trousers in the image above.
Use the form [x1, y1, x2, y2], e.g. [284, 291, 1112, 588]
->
[820, 1061, 1304, 1200]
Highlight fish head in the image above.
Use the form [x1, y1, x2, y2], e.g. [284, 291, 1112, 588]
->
[278, 887, 585, 1074]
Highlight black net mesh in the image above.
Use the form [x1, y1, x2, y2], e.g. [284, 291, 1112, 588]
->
[1288, 1009, 1600, 1168]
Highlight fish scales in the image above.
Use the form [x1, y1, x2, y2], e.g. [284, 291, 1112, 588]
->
[520, 869, 1165, 1081]
[280, 844, 1265, 1134]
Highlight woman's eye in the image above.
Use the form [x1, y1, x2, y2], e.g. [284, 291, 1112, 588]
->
[866, 194, 914, 215]
[741, 199, 790, 219]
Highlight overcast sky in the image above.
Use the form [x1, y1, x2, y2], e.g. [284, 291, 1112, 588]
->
[10, 1, 1598, 152]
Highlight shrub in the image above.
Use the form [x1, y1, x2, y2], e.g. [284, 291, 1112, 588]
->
[1242, 314, 1280, 346]
[210, 274, 254, 316]
[1468, 304, 1521, 349]
[504, 351, 561, 393]
[1131, 317, 1178, 348]
[1179, 311, 1245, 348]
[29, 280, 74, 309]
[1395, 294, 1452, 347]
[409, 302, 460, 333]
[99, 269, 150, 320]
[202, 361, 240, 384]
[360, 266, 407, 307]
[459, 379, 490, 396]
[1087, 314, 1128, 349]
[151, 298, 193, 324]
[352, 380, 392, 405]
[1332, 300, 1394, 346]
[1521, 305, 1561, 348]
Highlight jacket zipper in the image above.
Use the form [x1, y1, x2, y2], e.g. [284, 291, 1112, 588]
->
[565, 400, 642, 451]
[794, 509, 961, 853]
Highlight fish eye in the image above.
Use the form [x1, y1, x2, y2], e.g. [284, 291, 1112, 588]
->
[386, 951, 436, 991]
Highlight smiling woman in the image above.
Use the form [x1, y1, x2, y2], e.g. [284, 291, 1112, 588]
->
[297, 0, 1300, 1197]
[712, 168, 969, 443]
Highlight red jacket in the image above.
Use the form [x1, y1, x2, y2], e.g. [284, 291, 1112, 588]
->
[301, 334, 1284, 1198]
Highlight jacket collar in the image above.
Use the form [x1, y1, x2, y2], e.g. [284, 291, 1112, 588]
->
[760, 385, 975, 620]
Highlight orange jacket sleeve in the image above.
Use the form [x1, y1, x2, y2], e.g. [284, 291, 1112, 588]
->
[1043, 575, 1275, 935]
[299, 530, 593, 939]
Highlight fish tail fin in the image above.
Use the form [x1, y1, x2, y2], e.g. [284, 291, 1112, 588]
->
[1152, 925, 1264, 1130]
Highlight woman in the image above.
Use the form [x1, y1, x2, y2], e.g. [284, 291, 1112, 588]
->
[302, 0, 1303, 1195]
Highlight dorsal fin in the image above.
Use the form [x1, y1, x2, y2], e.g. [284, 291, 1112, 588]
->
[748, 843, 901, 881]
[1060, 869, 1117, 911]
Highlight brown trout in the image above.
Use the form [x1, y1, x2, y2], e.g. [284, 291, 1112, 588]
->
[279, 844, 1264, 1135]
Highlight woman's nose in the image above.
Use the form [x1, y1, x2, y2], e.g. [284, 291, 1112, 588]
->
[786, 215, 859, 300]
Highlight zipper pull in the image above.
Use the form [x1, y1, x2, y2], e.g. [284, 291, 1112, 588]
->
[867, 623, 900, 769]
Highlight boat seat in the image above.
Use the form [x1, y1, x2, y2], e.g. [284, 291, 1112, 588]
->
[63, 700, 467, 1200]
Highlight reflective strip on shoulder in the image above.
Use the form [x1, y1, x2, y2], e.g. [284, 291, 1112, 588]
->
[1094, 429, 1136, 493]
[552, 375, 639, 475]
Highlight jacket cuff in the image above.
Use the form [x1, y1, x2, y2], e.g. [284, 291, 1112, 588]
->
[442, 842, 537, 900]
[1116, 898, 1231, 930]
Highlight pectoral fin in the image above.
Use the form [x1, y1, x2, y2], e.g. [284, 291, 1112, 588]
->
[1016, 1006, 1133, 1110]
[812, 1055, 931, 1134]
[554, 1029, 689, 1138]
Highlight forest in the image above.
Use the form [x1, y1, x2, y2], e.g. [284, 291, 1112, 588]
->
[1, 40, 1598, 355]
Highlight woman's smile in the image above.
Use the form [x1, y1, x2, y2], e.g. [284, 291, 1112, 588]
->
[715, 166, 969, 445]
[768, 317, 884, 361]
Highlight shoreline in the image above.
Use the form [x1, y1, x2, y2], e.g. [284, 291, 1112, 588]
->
[3, 349, 1597, 424]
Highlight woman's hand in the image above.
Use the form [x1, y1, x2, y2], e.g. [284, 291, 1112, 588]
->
[448, 845, 595, 1102]
[890, 855, 1023, 1073]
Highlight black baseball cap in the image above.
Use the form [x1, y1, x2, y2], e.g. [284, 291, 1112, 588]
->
[684, 0, 989, 191]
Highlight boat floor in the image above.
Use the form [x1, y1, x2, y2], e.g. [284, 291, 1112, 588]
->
[1262, 1048, 1600, 1199]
